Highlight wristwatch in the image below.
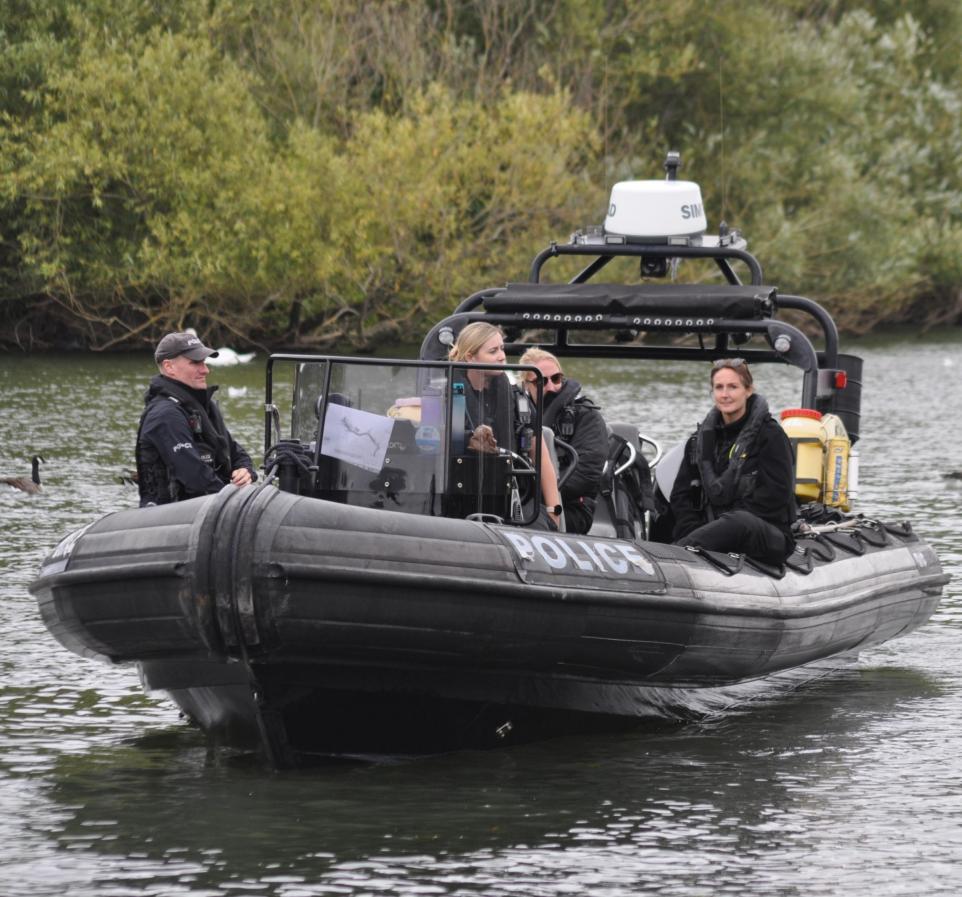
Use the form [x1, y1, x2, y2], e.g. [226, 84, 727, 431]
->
[546, 504, 563, 516]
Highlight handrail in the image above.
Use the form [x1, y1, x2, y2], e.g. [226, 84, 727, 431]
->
[640, 434, 662, 467]
[530, 241, 764, 285]
[614, 439, 637, 478]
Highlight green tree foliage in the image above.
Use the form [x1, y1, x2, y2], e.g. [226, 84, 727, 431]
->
[1, 0, 961, 349]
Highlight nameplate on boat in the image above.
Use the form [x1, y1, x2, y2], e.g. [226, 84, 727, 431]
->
[494, 530, 665, 593]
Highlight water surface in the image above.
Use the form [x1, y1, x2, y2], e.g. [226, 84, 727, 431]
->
[1, 333, 960, 896]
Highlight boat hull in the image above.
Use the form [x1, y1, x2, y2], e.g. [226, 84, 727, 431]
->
[31, 485, 947, 765]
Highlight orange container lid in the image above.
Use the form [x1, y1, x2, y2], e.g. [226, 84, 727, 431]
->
[780, 407, 823, 421]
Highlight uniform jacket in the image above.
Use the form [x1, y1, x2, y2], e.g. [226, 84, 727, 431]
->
[670, 393, 795, 543]
[541, 378, 607, 520]
[136, 375, 256, 506]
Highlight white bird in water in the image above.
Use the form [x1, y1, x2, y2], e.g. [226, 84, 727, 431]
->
[207, 347, 257, 367]
[3, 455, 45, 494]
[182, 328, 256, 366]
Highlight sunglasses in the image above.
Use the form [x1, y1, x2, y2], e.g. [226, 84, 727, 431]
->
[529, 372, 565, 385]
[712, 357, 747, 370]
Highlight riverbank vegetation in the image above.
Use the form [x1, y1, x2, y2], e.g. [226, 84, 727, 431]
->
[2, 0, 961, 351]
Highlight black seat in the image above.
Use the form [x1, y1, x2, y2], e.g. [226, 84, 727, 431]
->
[589, 423, 655, 541]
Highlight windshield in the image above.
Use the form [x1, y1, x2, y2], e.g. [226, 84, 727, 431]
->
[270, 355, 543, 524]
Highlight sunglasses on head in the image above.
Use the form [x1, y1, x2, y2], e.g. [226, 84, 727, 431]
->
[530, 372, 565, 385]
[712, 357, 746, 370]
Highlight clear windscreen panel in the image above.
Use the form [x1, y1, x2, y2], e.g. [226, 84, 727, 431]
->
[290, 359, 328, 443]
[285, 357, 541, 524]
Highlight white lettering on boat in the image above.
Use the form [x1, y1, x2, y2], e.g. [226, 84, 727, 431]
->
[595, 542, 628, 573]
[576, 540, 605, 571]
[557, 539, 595, 571]
[502, 532, 656, 577]
[530, 535, 567, 570]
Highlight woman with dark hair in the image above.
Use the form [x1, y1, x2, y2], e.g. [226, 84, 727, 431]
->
[449, 322, 563, 528]
[669, 358, 796, 564]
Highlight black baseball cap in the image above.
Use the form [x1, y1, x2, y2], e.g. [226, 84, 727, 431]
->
[154, 332, 219, 363]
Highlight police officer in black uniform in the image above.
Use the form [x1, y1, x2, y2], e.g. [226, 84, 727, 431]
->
[448, 323, 563, 529]
[136, 331, 257, 507]
[519, 348, 608, 535]
[669, 358, 795, 564]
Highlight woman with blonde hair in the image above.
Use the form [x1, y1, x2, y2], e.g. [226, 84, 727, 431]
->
[449, 322, 563, 529]
[518, 347, 607, 535]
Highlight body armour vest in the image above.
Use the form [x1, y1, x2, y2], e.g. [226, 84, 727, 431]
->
[541, 379, 599, 440]
[691, 393, 778, 520]
[136, 377, 233, 505]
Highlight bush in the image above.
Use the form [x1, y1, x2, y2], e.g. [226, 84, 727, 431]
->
[2, 0, 961, 349]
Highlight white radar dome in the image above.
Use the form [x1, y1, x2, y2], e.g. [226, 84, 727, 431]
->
[604, 180, 707, 242]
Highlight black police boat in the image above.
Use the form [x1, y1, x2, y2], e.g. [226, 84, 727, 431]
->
[31, 156, 949, 767]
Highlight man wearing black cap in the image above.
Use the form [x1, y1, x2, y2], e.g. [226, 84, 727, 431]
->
[135, 331, 257, 507]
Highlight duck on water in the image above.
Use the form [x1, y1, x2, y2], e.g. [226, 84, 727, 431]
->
[30, 154, 949, 768]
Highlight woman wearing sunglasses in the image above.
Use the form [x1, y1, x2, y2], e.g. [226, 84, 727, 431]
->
[668, 358, 796, 564]
[519, 348, 608, 535]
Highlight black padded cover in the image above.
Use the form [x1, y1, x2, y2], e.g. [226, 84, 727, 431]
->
[483, 283, 777, 319]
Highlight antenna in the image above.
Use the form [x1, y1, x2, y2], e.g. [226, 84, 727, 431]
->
[603, 57, 610, 193]
[664, 151, 681, 181]
[718, 54, 727, 219]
